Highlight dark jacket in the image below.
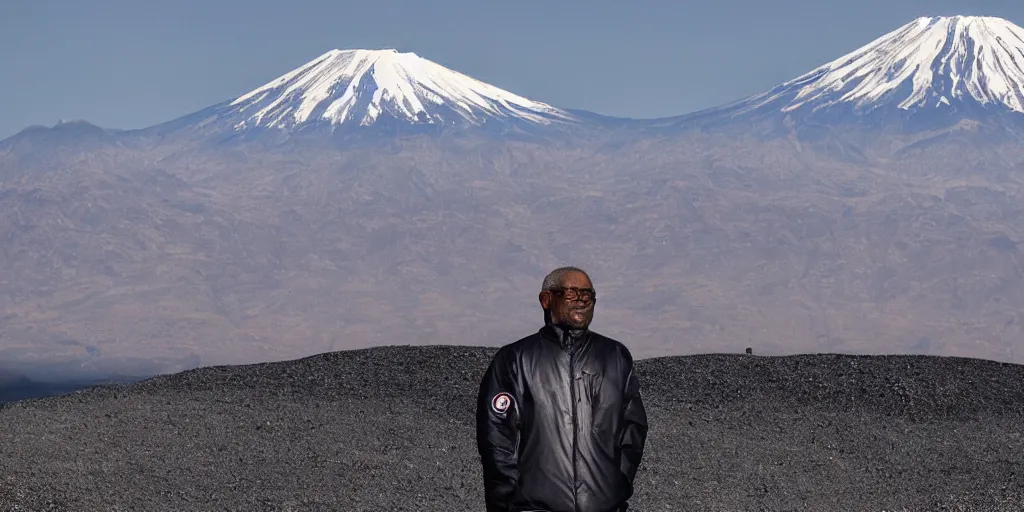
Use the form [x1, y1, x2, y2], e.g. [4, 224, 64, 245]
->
[476, 324, 649, 512]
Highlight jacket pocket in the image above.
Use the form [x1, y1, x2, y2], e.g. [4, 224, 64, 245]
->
[580, 368, 603, 409]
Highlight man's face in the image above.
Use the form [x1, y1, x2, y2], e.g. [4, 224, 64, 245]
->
[541, 271, 596, 330]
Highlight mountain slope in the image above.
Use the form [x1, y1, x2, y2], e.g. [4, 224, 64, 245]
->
[3, 133, 1024, 370]
[665, 15, 1024, 131]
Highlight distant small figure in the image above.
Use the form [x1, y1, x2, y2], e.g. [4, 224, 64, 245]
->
[746, 347, 753, 355]
[476, 266, 648, 512]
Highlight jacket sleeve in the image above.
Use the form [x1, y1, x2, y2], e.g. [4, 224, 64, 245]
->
[476, 348, 521, 511]
[619, 357, 648, 489]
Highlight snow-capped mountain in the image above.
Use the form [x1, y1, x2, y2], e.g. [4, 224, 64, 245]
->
[671, 15, 1024, 128]
[206, 49, 578, 133]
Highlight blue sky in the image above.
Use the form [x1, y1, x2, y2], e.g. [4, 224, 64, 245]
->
[3, 0, 1024, 139]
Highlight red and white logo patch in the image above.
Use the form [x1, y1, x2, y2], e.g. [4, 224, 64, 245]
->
[491, 392, 513, 414]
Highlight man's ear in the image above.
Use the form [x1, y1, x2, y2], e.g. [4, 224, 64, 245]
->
[539, 291, 551, 309]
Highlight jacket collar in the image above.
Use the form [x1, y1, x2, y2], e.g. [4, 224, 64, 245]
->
[540, 323, 590, 351]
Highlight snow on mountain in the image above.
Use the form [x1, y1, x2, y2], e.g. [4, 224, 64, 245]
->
[224, 49, 577, 131]
[688, 15, 1024, 122]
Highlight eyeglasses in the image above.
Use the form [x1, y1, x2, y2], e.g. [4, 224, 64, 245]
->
[549, 287, 597, 302]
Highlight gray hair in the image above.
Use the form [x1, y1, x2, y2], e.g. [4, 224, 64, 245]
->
[541, 266, 591, 293]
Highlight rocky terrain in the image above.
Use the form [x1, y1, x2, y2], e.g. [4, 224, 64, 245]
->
[1, 344, 1021, 511]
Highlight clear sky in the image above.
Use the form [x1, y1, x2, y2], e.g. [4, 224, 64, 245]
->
[3, 0, 1024, 139]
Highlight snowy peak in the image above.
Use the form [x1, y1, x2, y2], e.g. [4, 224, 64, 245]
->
[730, 15, 1024, 117]
[226, 49, 576, 130]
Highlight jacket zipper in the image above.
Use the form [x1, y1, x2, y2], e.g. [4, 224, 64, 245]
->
[569, 348, 578, 511]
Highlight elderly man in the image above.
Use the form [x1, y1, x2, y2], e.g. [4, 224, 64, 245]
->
[476, 266, 649, 512]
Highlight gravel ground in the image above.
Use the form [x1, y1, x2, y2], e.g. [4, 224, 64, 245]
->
[1, 346, 1022, 511]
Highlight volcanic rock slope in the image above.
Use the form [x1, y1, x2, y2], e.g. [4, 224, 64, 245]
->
[0, 346, 1022, 511]
[3, 16, 1024, 374]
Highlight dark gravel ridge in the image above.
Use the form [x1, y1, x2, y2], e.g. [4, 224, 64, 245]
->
[1, 345, 1022, 511]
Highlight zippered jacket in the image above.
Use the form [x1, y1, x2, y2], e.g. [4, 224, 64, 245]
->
[476, 325, 649, 512]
